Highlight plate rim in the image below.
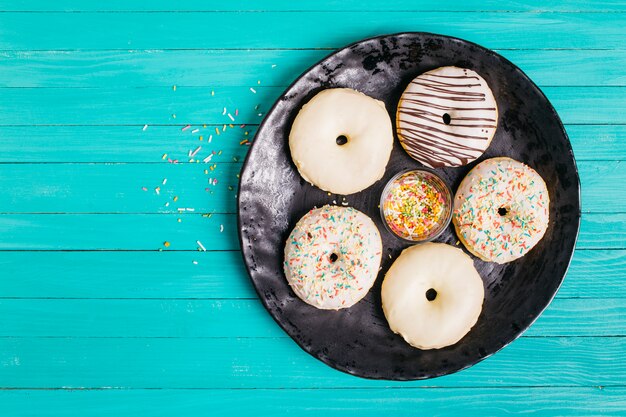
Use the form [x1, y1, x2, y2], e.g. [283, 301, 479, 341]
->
[236, 31, 582, 380]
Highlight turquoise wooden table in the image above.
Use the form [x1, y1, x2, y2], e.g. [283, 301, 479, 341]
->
[1, 1, 625, 415]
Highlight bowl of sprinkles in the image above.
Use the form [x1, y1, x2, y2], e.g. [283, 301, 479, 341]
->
[380, 169, 452, 243]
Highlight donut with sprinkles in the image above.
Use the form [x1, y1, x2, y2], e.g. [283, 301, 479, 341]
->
[283, 205, 382, 310]
[453, 157, 550, 264]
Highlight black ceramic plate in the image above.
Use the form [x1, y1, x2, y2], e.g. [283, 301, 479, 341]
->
[237, 32, 581, 380]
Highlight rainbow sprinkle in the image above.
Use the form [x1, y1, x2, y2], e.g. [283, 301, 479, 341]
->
[382, 171, 449, 241]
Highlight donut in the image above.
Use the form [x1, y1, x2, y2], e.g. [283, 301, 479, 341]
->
[453, 157, 550, 264]
[396, 66, 498, 168]
[289, 88, 394, 195]
[381, 243, 484, 350]
[283, 205, 382, 310]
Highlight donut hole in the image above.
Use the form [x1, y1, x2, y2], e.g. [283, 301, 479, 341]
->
[329, 253, 339, 263]
[498, 207, 509, 216]
[335, 135, 348, 146]
[425, 288, 438, 301]
[442, 113, 452, 125]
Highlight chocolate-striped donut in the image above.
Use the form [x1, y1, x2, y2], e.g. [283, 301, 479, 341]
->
[396, 66, 498, 168]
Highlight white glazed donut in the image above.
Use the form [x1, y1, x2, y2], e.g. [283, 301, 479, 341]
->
[382, 243, 484, 350]
[289, 88, 394, 195]
[396, 66, 498, 168]
[284, 205, 382, 310]
[453, 157, 550, 264]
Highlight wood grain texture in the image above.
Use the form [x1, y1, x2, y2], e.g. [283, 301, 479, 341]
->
[0, 297, 622, 337]
[4, 0, 626, 12]
[1, 387, 625, 417]
[0, 212, 619, 250]
[0, 12, 625, 50]
[0, 125, 252, 163]
[0, 160, 616, 213]
[1, 249, 622, 299]
[0, 124, 621, 162]
[2, 50, 626, 88]
[0, 0, 624, 412]
[1, 86, 624, 125]
[0, 214, 240, 251]
[0, 337, 624, 388]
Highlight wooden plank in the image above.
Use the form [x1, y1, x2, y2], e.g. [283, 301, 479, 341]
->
[0, 298, 621, 337]
[0, 336, 623, 388]
[0, 163, 242, 214]
[0, 387, 624, 417]
[0, 214, 240, 251]
[0, 124, 620, 163]
[0, 249, 621, 299]
[0, 86, 622, 126]
[0, 251, 255, 299]
[0, 212, 616, 251]
[0, 12, 625, 50]
[0, 125, 253, 163]
[0, 86, 270, 126]
[0, 160, 612, 214]
[578, 213, 626, 249]
[2, 49, 626, 88]
[3, 0, 626, 12]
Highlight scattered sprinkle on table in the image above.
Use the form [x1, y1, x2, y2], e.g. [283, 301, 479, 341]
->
[190, 146, 201, 157]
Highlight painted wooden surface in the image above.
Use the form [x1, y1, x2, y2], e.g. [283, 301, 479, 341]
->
[0, 1, 625, 415]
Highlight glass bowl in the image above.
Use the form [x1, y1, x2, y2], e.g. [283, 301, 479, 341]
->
[380, 168, 453, 243]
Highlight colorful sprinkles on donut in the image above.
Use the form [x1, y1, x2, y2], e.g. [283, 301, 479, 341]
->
[381, 170, 452, 242]
[283, 205, 382, 310]
[452, 157, 550, 264]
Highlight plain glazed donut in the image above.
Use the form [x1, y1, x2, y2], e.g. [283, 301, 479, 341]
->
[382, 243, 484, 350]
[453, 157, 550, 264]
[396, 66, 498, 168]
[289, 88, 394, 195]
[283, 205, 382, 310]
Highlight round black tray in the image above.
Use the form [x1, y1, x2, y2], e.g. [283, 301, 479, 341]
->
[237, 32, 581, 380]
